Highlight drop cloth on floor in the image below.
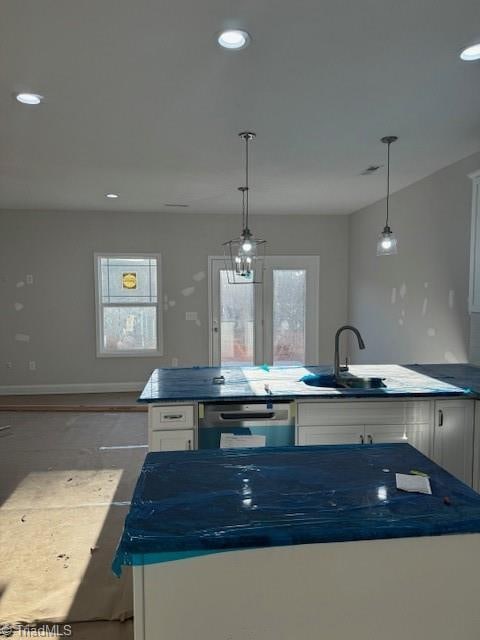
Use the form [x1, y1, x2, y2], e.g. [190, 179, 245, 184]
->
[0, 411, 146, 625]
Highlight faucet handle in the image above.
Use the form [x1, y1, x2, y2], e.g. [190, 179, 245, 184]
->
[340, 357, 349, 373]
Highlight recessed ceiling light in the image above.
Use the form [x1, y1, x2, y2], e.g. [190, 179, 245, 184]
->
[105, 193, 119, 199]
[460, 42, 480, 61]
[16, 92, 43, 105]
[217, 30, 250, 50]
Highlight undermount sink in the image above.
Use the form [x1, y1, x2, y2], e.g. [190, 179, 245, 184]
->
[337, 377, 386, 389]
[302, 375, 386, 390]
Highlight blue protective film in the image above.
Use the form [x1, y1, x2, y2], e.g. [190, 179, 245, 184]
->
[138, 364, 469, 403]
[113, 443, 480, 576]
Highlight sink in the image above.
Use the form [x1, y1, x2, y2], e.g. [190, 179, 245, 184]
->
[302, 375, 386, 390]
[301, 375, 344, 389]
[337, 377, 386, 389]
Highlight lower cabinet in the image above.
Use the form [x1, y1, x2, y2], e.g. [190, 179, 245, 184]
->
[297, 423, 431, 457]
[296, 400, 434, 457]
[298, 425, 363, 446]
[432, 399, 474, 486]
[365, 423, 432, 457]
[149, 429, 194, 452]
[297, 399, 476, 488]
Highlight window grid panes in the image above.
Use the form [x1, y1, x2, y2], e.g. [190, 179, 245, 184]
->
[96, 255, 160, 355]
[100, 257, 157, 304]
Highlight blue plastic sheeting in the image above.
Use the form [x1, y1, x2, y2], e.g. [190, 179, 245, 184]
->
[138, 364, 469, 403]
[112, 443, 480, 576]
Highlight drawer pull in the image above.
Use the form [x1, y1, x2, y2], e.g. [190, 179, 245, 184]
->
[163, 414, 184, 421]
[367, 434, 373, 444]
[359, 434, 364, 444]
[187, 439, 192, 450]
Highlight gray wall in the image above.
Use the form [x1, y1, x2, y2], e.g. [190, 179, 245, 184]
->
[348, 151, 480, 365]
[0, 211, 349, 387]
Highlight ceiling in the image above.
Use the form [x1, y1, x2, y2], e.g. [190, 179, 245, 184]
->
[1, 0, 480, 215]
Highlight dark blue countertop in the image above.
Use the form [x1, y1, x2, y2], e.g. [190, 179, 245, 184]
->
[138, 363, 475, 403]
[113, 443, 480, 575]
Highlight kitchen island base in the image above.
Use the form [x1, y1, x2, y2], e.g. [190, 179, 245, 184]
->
[133, 533, 480, 640]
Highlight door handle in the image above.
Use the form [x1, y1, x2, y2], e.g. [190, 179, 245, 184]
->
[359, 434, 364, 444]
[367, 434, 373, 444]
[187, 439, 192, 450]
[438, 409, 444, 427]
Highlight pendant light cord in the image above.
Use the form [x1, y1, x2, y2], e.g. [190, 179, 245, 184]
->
[244, 135, 250, 231]
[386, 140, 390, 228]
[241, 187, 246, 229]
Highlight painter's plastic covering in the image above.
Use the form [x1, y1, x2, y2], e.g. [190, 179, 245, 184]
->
[112, 443, 480, 575]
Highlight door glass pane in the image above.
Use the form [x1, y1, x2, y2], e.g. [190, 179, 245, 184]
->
[220, 270, 254, 365]
[273, 270, 306, 365]
[103, 306, 157, 352]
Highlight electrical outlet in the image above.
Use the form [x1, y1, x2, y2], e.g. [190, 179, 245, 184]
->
[185, 312, 198, 321]
[26, 275, 34, 285]
[29, 360, 36, 371]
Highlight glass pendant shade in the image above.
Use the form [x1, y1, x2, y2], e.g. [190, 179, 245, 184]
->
[376, 225, 398, 256]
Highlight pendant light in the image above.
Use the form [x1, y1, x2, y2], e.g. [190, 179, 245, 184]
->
[377, 135, 398, 256]
[223, 131, 266, 284]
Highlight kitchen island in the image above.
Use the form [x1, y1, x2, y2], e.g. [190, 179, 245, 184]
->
[140, 363, 480, 489]
[114, 443, 480, 640]
[139, 363, 473, 402]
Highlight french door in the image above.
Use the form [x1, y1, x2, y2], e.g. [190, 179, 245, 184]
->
[209, 256, 319, 366]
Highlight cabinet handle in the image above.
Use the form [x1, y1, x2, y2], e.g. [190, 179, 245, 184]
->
[367, 434, 373, 444]
[163, 413, 184, 421]
[187, 439, 192, 450]
[438, 409, 444, 427]
[359, 434, 364, 444]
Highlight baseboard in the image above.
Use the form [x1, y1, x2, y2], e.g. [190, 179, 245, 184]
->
[0, 382, 145, 396]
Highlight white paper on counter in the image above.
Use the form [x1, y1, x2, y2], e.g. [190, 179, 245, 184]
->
[396, 473, 432, 494]
[220, 434, 267, 449]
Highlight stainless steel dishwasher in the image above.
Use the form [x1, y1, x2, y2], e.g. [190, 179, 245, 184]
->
[198, 401, 295, 449]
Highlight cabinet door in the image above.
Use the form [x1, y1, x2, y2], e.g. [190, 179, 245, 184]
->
[150, 429, 194, 452]
[366, 423, 432, 457]
[297, 425, 364, 446]
[433, 400, 474, 486]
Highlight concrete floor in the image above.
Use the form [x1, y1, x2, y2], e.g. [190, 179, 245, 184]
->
[0, 405, 147, 636]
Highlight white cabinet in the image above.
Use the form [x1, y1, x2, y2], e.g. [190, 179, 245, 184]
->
[298, 422, 431, 455]
[469, 169, 480, 311]
[366, 423, 431, 457]
[149, 429, 194, 452]
[297, 400, 433, 456]
[298, 425, 364, 446]
[432, 399, 474, 486]
[148, 403, 197, 452]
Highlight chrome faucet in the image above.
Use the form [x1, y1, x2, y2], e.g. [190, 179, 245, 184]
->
[334, 325, 366, 378]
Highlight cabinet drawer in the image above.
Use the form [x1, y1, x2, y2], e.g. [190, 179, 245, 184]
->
[150, 405, 195, 429]
[297, 401, 431, 427]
